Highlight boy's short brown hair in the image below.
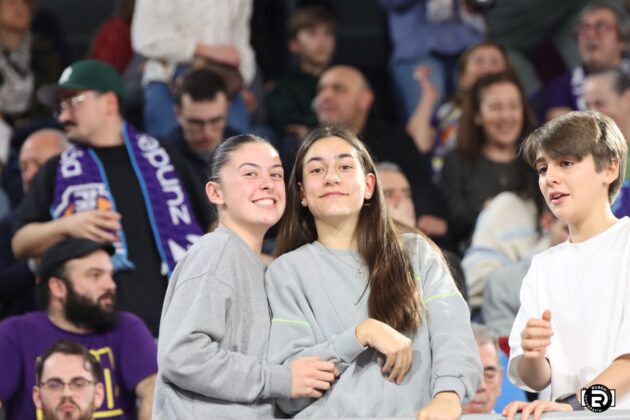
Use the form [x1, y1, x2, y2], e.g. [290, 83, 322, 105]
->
[521, 111, 628, 203]
[288, 4, 337, 39]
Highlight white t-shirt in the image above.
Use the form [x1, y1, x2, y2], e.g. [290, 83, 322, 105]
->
[508, 217, 630, 408]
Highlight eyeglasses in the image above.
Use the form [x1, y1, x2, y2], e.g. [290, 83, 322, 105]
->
[56, 91, 101, 116]
[39, 377, 94, 394]
[576, 21, 617, 37]
[184, 116, 226, 131]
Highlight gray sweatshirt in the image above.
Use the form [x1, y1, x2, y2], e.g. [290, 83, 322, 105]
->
[266, 233, 482, 418]
[153, 227, 291, 419]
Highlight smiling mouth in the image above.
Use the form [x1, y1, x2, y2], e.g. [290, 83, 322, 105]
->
[253, 198, 277, 207]
[321, 192, 346, 198]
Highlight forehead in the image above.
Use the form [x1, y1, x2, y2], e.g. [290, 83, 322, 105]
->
[477, 342, 499, 365]
[468, 45, 503, 61]
[180, 92, 228, 111]
[319, 69, 359, 90]
[481, 81, 520, 101]
[226, 142, 281, 166]
[64, 250, 113, 273]
[41, 353, 92, 380]
[304, 136, 358, 160]
[585, 74, 616, 93]
[378, 170, 410, 188]
[582, 8, 617, 24]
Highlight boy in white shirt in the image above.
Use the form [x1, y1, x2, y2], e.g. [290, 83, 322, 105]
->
[504, 111, 630, 420]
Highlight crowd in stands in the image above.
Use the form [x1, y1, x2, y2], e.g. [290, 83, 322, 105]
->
[1, 0, 630, 419]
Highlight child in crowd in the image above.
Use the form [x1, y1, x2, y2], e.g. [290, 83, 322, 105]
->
[504, 111, 630, 419]
[153, 135, 336, 419]
[266, 125, 481, 419]
[266, 5, 336, 145]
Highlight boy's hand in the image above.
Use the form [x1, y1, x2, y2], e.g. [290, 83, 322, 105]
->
[521, 310, 553, 359]
[503, 400, 572, 420]
[289, 356, 336, 399]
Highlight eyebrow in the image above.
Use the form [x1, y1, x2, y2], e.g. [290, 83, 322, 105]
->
[237, 163, 283, 170]
[305, 153, 355, 165]
[534, 157, 547, 166]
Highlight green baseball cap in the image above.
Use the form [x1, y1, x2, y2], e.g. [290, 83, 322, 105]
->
[38, 59, 126, 108]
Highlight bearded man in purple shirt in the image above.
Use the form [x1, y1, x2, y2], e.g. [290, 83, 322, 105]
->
[0, 238, 157, 420]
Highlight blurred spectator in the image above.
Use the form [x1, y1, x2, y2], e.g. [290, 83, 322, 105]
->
[0, 128, 68, 320]
[379, 0, 485, 123]
[266, 4, 336, 142]
[462, 190, 546, 310]
[132, 0, 255, 138]
[0, 238, 157, 420]
[462, 323, 503, 415]
[484, 0, 591, 94]
[88, 0, 135, 74]
[376, 161, 417, 227]
[313, 65, 446, 236]
[11, 60, 213, 336]
[0, 0, 62, 127]
[440, 71, 537, 249]
[406, 41, 511, 177]
[166, 67, 238, 197]
[543, 2, 630, 120]
[583, 68, 630, 217]
[482, 216, 569, 336]
[32, 340, 104, 420]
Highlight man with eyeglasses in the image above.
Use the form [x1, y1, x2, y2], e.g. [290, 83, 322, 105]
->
[165, 67, 238, 196]
[10, 60, 215, 337]
[0, 238, 157, 420]
[462, 323, 504, 415]
[32, 340, 104, 420]
[543, 2, 630, 121]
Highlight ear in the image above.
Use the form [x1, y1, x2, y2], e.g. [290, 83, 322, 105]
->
[205, 181, 225, 206]
[93, 382, 105, 409]
[603, 158, 620, 186]
[48, 277, 67, 301]
[174, 105, 182, 119]
[364, 172, 376, 200]
[359, 89, 374, 112]
[104, 92, 119, 115]
[298, 182, 307, 207]
[32, 385, 42, 409]
[474, 113, 483, 126]
[288, 38, 300, 55]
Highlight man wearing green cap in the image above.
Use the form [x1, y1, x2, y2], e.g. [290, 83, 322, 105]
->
[11, 60, 214, 336]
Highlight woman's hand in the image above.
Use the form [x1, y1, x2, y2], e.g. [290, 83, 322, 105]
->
[416, 391, 461, 420]
[356, 319, 413, 384]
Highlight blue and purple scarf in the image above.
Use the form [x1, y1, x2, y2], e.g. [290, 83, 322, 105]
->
[51, 122, 204, 276]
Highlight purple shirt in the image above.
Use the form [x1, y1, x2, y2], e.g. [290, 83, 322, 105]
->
[0, 311, 157, 420]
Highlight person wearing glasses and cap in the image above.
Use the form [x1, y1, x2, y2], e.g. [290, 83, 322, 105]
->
[32, 340, 105, 420]
[0, 237, 157, 420]
[11, 59, 214, 337]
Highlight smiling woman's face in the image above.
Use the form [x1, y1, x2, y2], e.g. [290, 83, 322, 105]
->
[300, 136, 375, 226]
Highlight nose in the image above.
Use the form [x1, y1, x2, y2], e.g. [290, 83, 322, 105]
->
[57, 106, 73, 124]
[104, 273, 117, 292]
[544, 165, 559, 186]
[324, 167, 340, 185]
[259, 172, 275, 191]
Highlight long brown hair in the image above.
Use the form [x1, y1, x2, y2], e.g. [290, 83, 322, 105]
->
[457, 71, 536, 159]
[276, 125, 424, 333]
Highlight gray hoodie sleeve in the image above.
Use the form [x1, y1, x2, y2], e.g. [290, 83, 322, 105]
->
[406, 234, 483, 403]
[266, 257, 367, 414]
[158, 271, 291, 402]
